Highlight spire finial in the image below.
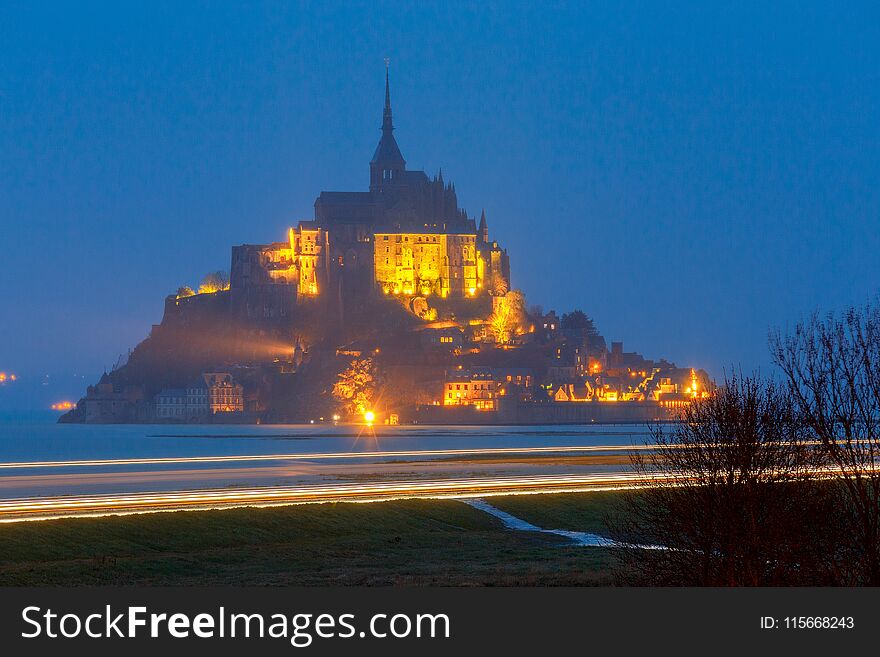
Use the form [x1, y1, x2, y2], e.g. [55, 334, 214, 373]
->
[370, 58, 406, 188]
[382, 58, 393, 131]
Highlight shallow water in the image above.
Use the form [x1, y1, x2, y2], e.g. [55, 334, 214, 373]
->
[0, 415, 654, 500]
[0, 415, 654, 462]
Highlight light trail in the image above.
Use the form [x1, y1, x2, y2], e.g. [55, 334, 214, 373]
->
[0, 463, 860, 523]
[0, 472, 667, 523]
[0, 445, 856, 524]
[0, 442, 829, 472]
[0, 445, 654, 471]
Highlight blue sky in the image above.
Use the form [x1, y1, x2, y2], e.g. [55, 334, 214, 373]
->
[1, 2, 878, 408]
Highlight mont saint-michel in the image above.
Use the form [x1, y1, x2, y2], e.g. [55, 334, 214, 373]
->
[61, 70, 709, 425]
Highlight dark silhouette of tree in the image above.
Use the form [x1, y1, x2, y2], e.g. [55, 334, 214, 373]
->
[560, 309, 605, 354]
[771, 300, 880, 585]
[609, 373, 843, 585]
[560, 310, 599, 335]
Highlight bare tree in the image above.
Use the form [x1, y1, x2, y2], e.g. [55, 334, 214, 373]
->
[488, 290, 526, 344]
[609, 374, 842, 585]
[199, 271, 231, 294]
[771, 300, 880, 584]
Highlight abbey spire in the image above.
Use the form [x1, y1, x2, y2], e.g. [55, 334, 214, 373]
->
[383, 62, 393, 132]
[370, 61, 406, 192]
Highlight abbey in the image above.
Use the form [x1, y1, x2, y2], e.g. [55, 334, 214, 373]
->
[67, 68, 712, 427]
[228, 67, 510, 318]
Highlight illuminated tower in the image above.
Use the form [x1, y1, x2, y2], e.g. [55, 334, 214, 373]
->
[369, 61, 407, 193]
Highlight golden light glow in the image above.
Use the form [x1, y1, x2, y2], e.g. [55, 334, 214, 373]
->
[51, 401, 75, 411]
[363, 410, 376, 424]
[467, 287, 476, 296]
[373, 232, 483, 299]
[0, 447, 850, 522]
[0, 471, 681, 523]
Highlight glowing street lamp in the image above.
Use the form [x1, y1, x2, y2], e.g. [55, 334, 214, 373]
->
[363, 410, 376, 424]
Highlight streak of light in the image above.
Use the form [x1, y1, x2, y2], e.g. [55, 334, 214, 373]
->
[0, 445, 656, 471]
[0, 472, 663, 522]
[0, 464, 860, 523]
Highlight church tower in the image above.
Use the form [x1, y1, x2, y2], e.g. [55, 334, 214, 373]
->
[370, 62, 407, 193]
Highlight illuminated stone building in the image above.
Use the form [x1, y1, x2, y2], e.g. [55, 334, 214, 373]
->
[373, 232, 480, 297]
[226, 66, 510, 313]
[552, 382, 593, 402]
[203, 372, 244, 413]
[443, 367, 533, 410]
[154, 374, 242, 419]
[230, 222, 329, 314]
[444, 367, 497, 410]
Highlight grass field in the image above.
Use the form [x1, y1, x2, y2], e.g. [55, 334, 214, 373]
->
[0, 495, 622, 586]
[488, 491, 626, 534]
